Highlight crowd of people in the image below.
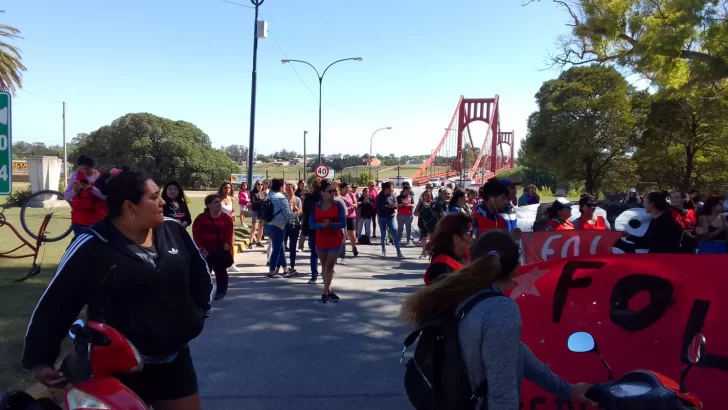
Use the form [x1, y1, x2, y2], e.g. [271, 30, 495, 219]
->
[21, 154, 728, 409]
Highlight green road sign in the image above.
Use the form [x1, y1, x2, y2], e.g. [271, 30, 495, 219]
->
[0, 92, 10, 195]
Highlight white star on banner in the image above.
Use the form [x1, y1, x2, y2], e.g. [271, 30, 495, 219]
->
[510, 267, 549, 299]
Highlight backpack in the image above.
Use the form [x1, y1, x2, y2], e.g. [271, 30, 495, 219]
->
[261, 198, 281, 223]
[402, 291, 505, 410]
[358, 234, 371, 245]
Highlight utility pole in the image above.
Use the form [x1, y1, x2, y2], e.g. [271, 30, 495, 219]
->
[303, 130, 308, 182]
[62, 102, 67, 179]
[246, 0, 265, 189]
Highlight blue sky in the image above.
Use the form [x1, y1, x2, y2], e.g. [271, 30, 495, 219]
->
[8, 0, 575, 157]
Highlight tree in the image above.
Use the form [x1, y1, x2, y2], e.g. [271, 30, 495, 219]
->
[77, 113, 239, 188]
[222, 144, 249, 164]
[545, 0, 728, 91]
[0, 11, 26, 94]
[525, 65, 635, 193]
[635, 87, 728, 191]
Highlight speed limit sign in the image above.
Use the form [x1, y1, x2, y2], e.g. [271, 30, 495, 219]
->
[314, 164, 330, 179]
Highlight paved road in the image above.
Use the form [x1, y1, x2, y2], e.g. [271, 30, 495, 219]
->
[191, 232, 427, 409]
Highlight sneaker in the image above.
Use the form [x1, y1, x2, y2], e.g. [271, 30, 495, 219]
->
[205, 309, 213, 318]
[267, 273, 283, 279]
[242, 223, 249, 228]
[397, 252, 405, 259]
[353, 247, 359, 257]
[381, 251, 386, 258]
[328, 291, 340, 302]
[228, 265, 240, 273]
[321, 293, 331, 303]
[214, 292, 226, 301]
[338, 257, 346, 265]
[255, 242, 264, 248]
[406, 241, 413, 247]
[307, 278, 318, 284]
[283, 270, 297, 278]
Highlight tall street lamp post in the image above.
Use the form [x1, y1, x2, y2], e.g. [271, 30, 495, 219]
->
[281, 57, 363, 164]
[368, 127, 392, 176]
[245, 0, 265, 189]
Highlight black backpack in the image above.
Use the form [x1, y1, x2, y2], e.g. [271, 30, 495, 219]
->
[402, 291, 505, 410]
[261, 198, 281, 223]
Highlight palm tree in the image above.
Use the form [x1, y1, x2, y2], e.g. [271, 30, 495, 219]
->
[0, 10, 26, 95]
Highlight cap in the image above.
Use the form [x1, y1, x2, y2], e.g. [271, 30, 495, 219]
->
[499, 178, 521, 187]
[550, 198, 575, 212]
[629, 188, 637, 193]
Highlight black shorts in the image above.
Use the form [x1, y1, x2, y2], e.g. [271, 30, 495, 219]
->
[346, 218, 355, 231]
[116, 345, 198, 404]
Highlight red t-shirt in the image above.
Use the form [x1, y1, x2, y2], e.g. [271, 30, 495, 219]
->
[576, 216, 607, 230]
[313, 203, 344, 249]
[545, 219, 575, 231]
[670, 208, 696, 231]
[397, 195, 414, 216]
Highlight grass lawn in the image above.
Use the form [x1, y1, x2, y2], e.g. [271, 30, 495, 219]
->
[0, 183, 206, 392]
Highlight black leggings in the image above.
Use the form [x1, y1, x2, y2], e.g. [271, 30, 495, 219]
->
[287, 226, 300, 269]
[209, 261, 228, 294]
[116, 346, 198, 404]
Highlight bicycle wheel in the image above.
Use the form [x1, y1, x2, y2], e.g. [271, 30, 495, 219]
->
[20, 190, 73, 242]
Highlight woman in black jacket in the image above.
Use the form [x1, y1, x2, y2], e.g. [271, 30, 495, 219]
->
[23, 170, 213, 410]
[162, 180, 192, 227]
[629, 191, 685, 254]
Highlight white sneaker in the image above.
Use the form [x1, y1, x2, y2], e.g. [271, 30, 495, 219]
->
[381, 251, 386, 258]
[406, 241, 413, 247]
[228, 265, 240, 273]
[338, 257, 346, 265]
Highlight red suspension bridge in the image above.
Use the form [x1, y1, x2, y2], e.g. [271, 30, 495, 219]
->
[412, 95, 515, 185]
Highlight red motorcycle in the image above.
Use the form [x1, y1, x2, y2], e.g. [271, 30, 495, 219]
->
[1, 320, 148, 410]
[59, 319, 149, 409]
[567, 331, 705, 410]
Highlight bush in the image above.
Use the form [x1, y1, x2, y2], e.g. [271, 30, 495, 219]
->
[4, 187, 33, 208]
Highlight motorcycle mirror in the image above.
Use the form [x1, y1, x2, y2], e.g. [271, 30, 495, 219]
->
[68, 319, 85, 339]
[687, 333, 706, 365]
[567, 332, 596, 353]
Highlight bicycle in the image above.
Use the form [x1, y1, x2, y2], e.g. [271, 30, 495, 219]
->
[0, 190, 73, 281]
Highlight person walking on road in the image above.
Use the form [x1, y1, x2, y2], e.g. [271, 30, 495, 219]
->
[357, 187, 375, 239]
[193, 194, 234, 300]
[238, 181, 251, 227]
[368, 180, 379, 238]
[301, 180, 322, 284]
[264, 179, 298, 279]
[24, 170, 213, 410]
[247, 180, 267, 249]
[396, 187, 414, 246]
[283, 182, 303, 277]
[309, 180, 347, 303]
[339, 182, 359, 261]
[414, 189, 440, 258]
[376, 182, 404, 258]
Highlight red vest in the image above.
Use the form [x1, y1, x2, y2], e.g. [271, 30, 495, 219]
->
[71, 171, 107, 227]
[423, 254, 463, 285]
[545, 219, 575, 231]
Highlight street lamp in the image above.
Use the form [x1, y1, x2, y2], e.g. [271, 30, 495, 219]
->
[281, 57, 363, 165]
[369, 127, 392, 176]
[246, 0, 265, 189]
[445, 127, 465, 187]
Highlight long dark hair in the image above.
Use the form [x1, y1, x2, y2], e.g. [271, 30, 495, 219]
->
[218, 181, 234, 198]
[425, 213, 472, 256]
[102, 171, 150, 218]
[401, 230, 520, 325]
[449, 189, 466, 207]
[162, 180, 187, 204]
[698, 195, 725, 218]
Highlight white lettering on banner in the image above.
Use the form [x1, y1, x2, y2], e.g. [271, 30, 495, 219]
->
[541, 235, 562, 261]
[562, 235, 580, 258]
[541, 234, 608, 261]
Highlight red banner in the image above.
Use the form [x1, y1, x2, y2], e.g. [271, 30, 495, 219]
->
[507, 254, 728, 409]
[522, 231, 624, 263]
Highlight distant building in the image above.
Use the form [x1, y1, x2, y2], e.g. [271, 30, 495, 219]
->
[407, 159, 423, 165]
[272, 160, 290, 166]
[364, 158, 381, 166]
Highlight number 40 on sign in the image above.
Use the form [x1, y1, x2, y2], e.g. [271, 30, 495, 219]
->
[314, 164, 330, 179]
[0, 91, 11, 195]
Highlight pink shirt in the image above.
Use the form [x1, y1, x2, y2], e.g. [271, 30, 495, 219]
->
[343, 193, 356, 218]
[238, 190, 250, 206]
[369, 188, 379, 200]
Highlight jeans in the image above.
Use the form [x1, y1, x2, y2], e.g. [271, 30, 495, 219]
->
[309, 234, 319, 279]
[357, 218, 372, 238]
[378, 217, 401, 254]
[208, 261, 228, 295]
[286, 225, 300, 269]
[339, 228, 348, 260]
[397, 214, 413, 244]
[265, 225, 286, 272]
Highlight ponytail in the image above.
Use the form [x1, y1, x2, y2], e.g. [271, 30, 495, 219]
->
[401, 230, 520, 325]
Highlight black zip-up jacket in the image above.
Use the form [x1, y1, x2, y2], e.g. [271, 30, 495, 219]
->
[302, 191, 322, 236]
[22, 217, 213, 372]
